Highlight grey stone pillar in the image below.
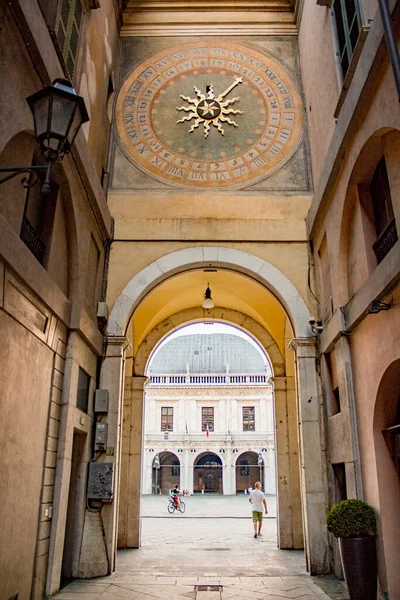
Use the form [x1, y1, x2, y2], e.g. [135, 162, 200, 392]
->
[118, 375, 147, 549]
[272, 376, 303, 549]
[99, 336, 129, 571]
[290, 337, 329, 574]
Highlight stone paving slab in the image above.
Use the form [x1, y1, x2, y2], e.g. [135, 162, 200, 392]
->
[55, 497, 348, 600]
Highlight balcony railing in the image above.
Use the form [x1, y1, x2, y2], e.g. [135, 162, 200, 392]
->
[144, 432, 274, 443]
[20, 216, 46, 264]
[373, 218, 398, 263]
[148, 374, 270, 386]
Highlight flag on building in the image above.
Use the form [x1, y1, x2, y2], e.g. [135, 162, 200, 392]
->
[205, 423, 209, 437]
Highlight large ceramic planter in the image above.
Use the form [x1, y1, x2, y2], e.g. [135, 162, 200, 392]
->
[339, 536, 377, 600]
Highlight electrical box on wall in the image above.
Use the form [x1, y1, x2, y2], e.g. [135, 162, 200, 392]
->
[87, 462, 114, 502]
[95, 422, 108, 451]
[95, 389, 109, 412]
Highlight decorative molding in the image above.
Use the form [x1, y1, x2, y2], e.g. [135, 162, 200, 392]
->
[121, 1, 297, 36]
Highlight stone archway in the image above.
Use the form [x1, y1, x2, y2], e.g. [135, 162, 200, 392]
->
[373, 360, 400, 596]
[193, 452, 224, 494]
[102, 246, 328, 575]
[107, 246, 313, 338]
[236, 451, 260, 493]
[134, 307, 285, 377]
[152, 451, 180, 495]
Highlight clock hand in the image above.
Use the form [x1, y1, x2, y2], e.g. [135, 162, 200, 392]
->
[216, 77, 243, 102]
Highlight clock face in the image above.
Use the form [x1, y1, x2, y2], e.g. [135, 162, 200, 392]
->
[115, 42, 304, 189]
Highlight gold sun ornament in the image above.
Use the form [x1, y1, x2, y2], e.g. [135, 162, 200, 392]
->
[176, 77, 244, 138]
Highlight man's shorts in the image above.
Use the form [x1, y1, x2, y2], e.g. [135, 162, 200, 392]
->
[252, 511, 263, 522]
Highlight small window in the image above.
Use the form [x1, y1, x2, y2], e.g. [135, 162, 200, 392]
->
[85, 235, 100, 306]
[332, 0, 362, 81]
[77, 367, 90, 413]
[171, 465, 179, 476]
[332, 463, 347, 503]
[202, 407, 214, 431]
[243, 407, 255, 431]
[55, 0, 84, 79]
[161, 407, 173, 432]
[326, 350, 341, 416]
[370, 157, 398, 263]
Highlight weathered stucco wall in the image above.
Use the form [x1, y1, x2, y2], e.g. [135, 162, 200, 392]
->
[298, 2, 339, 186]
[0, 310, 53, 600]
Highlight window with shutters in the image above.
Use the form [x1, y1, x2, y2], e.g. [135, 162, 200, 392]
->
[331, 0, 362, 81]
[55, 0, 84, 79]
[202, 407, 214, 432]
[161, 407, 173, 432]
[243, 407, 255, 431]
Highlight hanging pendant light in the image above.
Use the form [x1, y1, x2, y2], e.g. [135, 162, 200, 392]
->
[202, 284, 214, 309]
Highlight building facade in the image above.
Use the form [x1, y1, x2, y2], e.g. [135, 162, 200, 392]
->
[142, 333, 276, 496]
[0, 1, 399, 598]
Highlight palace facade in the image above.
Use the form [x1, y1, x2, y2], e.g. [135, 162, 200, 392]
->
[142, 333, 276, 496]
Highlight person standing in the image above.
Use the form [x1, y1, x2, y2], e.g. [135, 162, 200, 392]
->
[249, 481, 268, 538]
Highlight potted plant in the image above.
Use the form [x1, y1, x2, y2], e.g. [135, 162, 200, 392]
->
[327, 499, 377, 600]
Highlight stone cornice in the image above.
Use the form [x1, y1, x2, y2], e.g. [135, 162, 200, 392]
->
[121, 0, 297, 36]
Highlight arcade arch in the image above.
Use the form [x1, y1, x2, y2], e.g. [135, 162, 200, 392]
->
[102, 246, 328, 575]
[236, 451, 262, 494]
[151, 451, 180, 495]
[193, 452, 224, 494]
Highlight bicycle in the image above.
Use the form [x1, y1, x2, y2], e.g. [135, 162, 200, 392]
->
[167, 498, 186, 513]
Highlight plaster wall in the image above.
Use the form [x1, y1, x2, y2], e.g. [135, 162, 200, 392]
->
[297, 2, 338, 185]
[0, 310, 53, 600]
[349, 288, 400, 597]
[79, 0, 119, 176]
[311, 58, 399, 310]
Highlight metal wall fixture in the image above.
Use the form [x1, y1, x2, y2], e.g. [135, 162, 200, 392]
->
[0, 79, 88, 195]
[202, 284, 215, 309]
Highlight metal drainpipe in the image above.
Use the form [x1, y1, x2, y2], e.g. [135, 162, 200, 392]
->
[378, 0, 400, 100]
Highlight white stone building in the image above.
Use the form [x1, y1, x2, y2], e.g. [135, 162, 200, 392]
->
[142, 332, 276, 495]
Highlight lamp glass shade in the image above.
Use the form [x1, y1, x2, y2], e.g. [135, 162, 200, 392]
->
[202, 285, 214, 309]
[202, 297, 214, 309]
[27, 79, 89, 161]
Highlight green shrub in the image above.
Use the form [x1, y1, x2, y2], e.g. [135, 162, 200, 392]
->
[327, 499, 377, 538]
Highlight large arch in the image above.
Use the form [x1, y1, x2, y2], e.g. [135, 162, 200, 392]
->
[134, 307, 285, 377]
[373, 360, 400, 597]
[103, 246, 328, 576]
[107, 246, 314, 338]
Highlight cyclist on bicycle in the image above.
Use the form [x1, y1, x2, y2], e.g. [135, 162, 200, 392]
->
[170, 484, 181, 509]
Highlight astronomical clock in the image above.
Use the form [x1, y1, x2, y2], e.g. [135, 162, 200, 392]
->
[115, 41, 305, 189]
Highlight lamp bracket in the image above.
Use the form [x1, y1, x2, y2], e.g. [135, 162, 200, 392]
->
[0, 163, 52, 195]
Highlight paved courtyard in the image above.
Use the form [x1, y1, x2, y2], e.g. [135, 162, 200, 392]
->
[55, 496, 348, 600]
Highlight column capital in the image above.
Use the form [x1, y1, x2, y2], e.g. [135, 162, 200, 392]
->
[131, 375, 148, 391]
[105, 335, 131, 357]
[270, 376, 287, 391]
[271, 376, 296, 391]
[288, 336, 317, 357]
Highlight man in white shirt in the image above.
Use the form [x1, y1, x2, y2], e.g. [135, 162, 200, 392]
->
[249, 481, 268, 538]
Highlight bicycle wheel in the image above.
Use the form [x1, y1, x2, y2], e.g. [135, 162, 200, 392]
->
[179, 500, 186, 513]
[167, 501, 175, 514]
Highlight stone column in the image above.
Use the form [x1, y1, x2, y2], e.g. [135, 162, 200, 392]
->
[290, 337, 329, 574]
[98, 336, 129, 571]
[224, 448, 235, 495]
[182, 448, 190, 492]
[334, 335, 363, 499]
[118, 375, 147, 549]
[271, 376, 303, 549]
